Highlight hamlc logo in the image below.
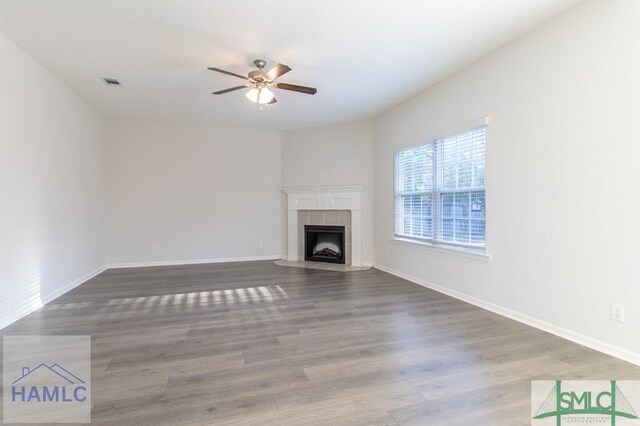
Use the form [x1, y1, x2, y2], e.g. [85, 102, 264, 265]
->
[11, 363, 87, 403]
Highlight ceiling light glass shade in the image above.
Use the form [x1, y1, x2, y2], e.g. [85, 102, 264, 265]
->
[258, 87, 275, 104]
[245, 87, 275, 104]
[245, 88, 259, 103]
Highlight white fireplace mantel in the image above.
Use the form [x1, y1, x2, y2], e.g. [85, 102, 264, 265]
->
[282, 185, 365, 267]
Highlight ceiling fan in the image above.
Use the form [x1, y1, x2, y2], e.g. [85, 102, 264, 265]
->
[208, 59, 317, 109]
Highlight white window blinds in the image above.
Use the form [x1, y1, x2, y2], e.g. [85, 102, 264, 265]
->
[395, 125, 486, 248]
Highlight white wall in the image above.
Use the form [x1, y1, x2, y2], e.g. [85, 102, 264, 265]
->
[373, 0, 640, 362]
[0, 33, 106, 329]
[106, 120, 282, 265]
[282, 120, 374, 264]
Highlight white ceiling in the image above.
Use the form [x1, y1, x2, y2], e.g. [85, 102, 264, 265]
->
[0, 0, 581, 130]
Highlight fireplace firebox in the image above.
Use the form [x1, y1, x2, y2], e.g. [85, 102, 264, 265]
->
[304, 225, 346, 264]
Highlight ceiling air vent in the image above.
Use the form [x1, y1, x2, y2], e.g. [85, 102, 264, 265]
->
[102, 77, 121, 87]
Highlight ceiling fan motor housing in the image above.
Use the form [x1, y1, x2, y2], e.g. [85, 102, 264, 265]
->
[248, 70, 267, 82]
[249, 59, 269, 82]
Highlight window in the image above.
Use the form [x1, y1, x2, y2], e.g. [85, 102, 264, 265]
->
[395, 125, 486, 249]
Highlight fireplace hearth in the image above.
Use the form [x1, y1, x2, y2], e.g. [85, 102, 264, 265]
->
[305, 225, 346, 264]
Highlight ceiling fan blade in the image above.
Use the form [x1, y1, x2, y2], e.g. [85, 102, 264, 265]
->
[265, 63, 291, 81]
[276, 82, 317, 95]
[212, 85, 249, 95]
[207, 67, 248, 80]
[268, 96, 277, 104]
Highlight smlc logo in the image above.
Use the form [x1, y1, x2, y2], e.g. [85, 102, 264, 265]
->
[11, 363, 87, 403]
[532, 380, 640, 426]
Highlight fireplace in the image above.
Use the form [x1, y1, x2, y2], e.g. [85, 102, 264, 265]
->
[283, 186, 364, 266]
[304, 225, 346, 264]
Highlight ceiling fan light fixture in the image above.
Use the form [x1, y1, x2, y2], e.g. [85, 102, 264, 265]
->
[245, 87, 275, 104]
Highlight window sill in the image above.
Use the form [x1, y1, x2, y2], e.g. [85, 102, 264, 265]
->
[391, 237, 492, 261]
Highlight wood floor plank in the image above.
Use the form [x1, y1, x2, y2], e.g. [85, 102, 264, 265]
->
[1, 260, 638, 425]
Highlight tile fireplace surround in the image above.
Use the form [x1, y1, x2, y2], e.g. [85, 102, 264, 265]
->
[282, 186, 365, 267]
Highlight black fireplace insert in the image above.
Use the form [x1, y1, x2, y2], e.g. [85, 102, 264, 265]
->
[304, 225, 345, 264]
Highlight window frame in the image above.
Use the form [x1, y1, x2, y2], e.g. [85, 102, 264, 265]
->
[394, 122, 487, 253]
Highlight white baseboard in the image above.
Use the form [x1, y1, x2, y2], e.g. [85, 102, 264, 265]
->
[41, 265, 108, 304]
[0, 264, 108, 331]
[373, 263, 640, 367]
[107, 255, 282, 269]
